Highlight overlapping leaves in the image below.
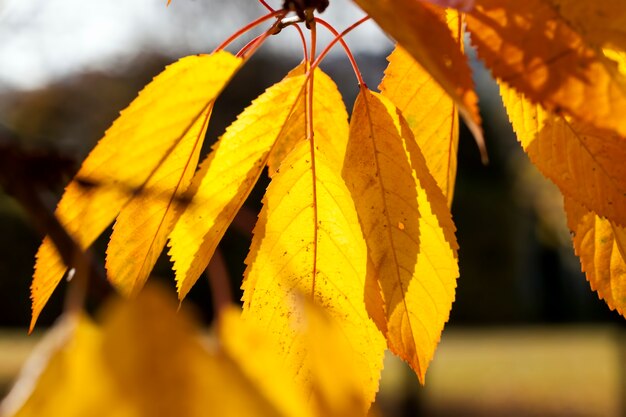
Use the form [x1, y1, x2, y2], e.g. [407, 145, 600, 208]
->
[25, 0, 626, 414]
[3, 287, 366, 417]
[30, 51, 242, 331]
[501, 84, 626, 315]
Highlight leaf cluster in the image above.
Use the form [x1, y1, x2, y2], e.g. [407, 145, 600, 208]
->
[6, 0, 626, 415]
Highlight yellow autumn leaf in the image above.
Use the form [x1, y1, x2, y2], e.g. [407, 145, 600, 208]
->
[29, 51, 242, 331]
[242, 141, 385, 410]
[298, 299, 369, 417]
[343, 88, 458, 384]
[105, 105, 209, 297]
[218, 308, 314, 417]
[380, 40, 459, 204]
[0, 316, 115, 417]
[266, 66, 308, 178]
[4, 288, 292, 417]
[500, 84, 626, 226]
[98, 287, 284, 417]
[221, 301, 366, 417]
[564, 198, 626, 317]
[168, 66, 317, 301]
[241, 81, 386, 408]
[467, 0, 626, 137]
[352, 0, 482, 141]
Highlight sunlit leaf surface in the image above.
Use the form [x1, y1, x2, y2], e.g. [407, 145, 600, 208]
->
[344, 88, 458, 383]
[30, 52, 242, 331]
[468, 0, 626, 137]
[241, 75, 386, 409]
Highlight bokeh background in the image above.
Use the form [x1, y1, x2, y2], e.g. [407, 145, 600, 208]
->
[0, 0, 624, 416]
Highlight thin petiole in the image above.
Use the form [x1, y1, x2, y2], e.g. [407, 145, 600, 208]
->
[310, 16, 370, 85]
[315, 17, 365, 86]
[214, 10, 284, 53]
[255, 0, 308, 63]
[306, 19, 319, 298]
[257, 0, 274, 12]
[236, 34, 265, 58]
[294, 24, 309, 63]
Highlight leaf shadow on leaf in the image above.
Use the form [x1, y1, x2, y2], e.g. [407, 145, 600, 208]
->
[523, 114, 626, 227]
[468, 2, 602, 104]
[171, 152, 266, 298]
[342, 92, 422, 340]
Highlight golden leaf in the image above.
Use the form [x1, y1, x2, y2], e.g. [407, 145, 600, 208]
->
[564, 198, 626, 317]
[297, 300, 369, 417]
[218, 308, 314, 417]
[221, 301, 366, 417]
[467, 0, 626, 137]
[546, 0, 626, 52]
[105, 105, 209, 297]
[4, 289, 290, 417]
[168, 66, 320, 301]
[29, 51, 242, 331]
[241, 79, 386, 408]
[380, 41, 459, 204]
[352, 0, 482, 141]
[420, 0, 475, 11]
[343, 88, 458, 384]
[500, 84, 626, 226]
[267, 65, 308, 177]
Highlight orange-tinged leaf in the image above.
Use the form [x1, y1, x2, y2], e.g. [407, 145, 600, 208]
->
[168, 67, 315, 301]
[420, 0, 474, 12]
[380, 42, 459, 205]
[343, 88, 458, 384]
[564, 198, 626, 317]
[352, 0, 482, 142]
[241, 81, 386, 408]
[29, 51, 242, 331]
[467, 0, 626, 137]
[105, 105, 209, 297]
[500, 85, 626, 226]
[546, 0, 626, 52]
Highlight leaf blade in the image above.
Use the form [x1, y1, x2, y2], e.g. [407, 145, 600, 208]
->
[29, 51, 242, 330]
[343, 89, 458, 383]
[353, 0, 482, 140]
[105, 106, 210, 296]
[241, 78, 386, 409]
[380, 42, 459, 205]
[168, 68, 310, 300]
[7, 290, 291, 417]
[500, 84, 626, 226]
[467, 0, 626, 137]
[546, 0, 626, 53]
[564, 198, 626, 317]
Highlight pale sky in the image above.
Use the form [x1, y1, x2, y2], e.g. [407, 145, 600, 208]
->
[0, 0, 390, 90]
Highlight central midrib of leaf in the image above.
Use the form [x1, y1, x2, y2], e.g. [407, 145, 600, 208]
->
[133, 108, 213, 290]
[307, 71, 321, 298]
[361, 89, 420, 372]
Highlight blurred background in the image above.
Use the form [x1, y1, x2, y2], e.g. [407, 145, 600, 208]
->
[0, 0, 624, 416]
